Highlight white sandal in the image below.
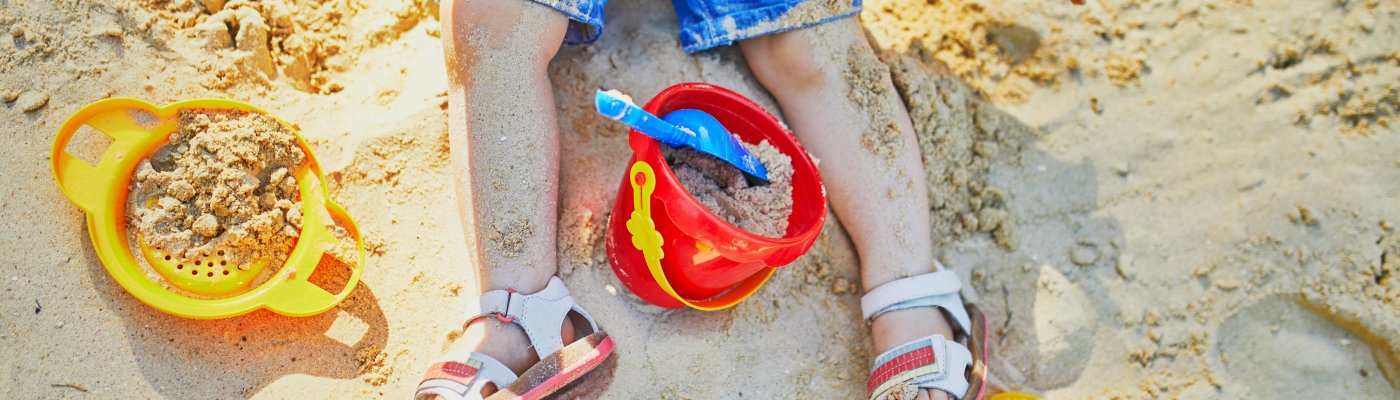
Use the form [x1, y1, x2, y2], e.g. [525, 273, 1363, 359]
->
[862, 264, 989, 400]
[416, 277, 615, 400]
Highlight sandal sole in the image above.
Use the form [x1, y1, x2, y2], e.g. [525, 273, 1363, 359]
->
[487, 332, 616, 400]
[963, 303, 989, 400]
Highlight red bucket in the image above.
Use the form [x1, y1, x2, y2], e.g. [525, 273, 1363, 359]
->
[604, 83, 827, 310]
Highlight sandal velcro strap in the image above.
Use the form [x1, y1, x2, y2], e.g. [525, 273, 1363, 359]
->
[425, 276, 612, 399]
[469, 290, 511, 317]
[465, 277, 602, 359]
[862, 268, 987, 400]
[422, 359, 483, 382]
[860, 267, 973, 337]
[867, 334, 973, 400]
[416, 352, 518, 400]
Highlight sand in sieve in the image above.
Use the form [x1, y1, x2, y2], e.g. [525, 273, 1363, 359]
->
[664, 140, 795, 238]
[128, 109, 307, 274]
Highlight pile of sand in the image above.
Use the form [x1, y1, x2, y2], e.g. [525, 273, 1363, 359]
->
[665, 140, 794, 237]
[128, 109, 306, 267]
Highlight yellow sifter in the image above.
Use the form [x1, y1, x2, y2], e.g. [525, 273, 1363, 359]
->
[51, 98, 364, 319]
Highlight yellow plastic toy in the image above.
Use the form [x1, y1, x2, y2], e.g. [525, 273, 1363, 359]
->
[50, 98, 364, 319]
[625, 161, 774, 311]
[989, 392, 1043, 400]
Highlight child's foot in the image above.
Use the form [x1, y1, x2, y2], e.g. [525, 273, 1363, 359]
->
[870, 308, 957, 400]
[417, 277, 612, 400]
[862, 270, 987, 400]
[435, 313, 577, 396]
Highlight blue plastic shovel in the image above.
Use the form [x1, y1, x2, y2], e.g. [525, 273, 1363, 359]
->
[595, 89, 769, 184]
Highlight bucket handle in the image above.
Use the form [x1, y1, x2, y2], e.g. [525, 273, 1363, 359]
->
[626, 161, 774, 311]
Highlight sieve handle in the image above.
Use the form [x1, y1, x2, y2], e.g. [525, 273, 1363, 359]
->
[50, 99, 167, 213]
[262, 183, 366, 317]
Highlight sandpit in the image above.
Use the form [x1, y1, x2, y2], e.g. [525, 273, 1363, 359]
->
[2, 0, 1396, 398]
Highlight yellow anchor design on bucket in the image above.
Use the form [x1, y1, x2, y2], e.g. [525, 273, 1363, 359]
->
[624, 161, 774, 311]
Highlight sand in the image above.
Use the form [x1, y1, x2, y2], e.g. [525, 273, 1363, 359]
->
[1, 0, 1397, 399]
[129, 109, 306, 269]
[844, 43, 906, 163]
[665, 140, 794, 238]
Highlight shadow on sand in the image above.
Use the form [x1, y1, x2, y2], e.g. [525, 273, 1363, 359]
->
[75, 241, 388, 398]
[877, 37, 1127, 394]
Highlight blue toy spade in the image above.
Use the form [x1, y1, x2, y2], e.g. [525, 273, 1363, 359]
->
[595, 89, 769, 185]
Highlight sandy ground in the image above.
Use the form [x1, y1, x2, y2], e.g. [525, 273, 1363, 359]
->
[1, 0, 1397, 398]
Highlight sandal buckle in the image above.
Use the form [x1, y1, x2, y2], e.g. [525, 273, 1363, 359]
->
[489, 291, 519, 323]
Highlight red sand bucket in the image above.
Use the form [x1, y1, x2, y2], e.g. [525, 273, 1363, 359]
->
[604, 83, 827, 310]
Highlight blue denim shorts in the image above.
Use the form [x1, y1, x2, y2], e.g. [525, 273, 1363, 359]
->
[530, 0, 861, 53]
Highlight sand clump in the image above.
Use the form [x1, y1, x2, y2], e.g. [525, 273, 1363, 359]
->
[354, 345, 393, 386]
[885, 383, 919, 400]
[859, 0, 1070, 103]
[883, 44, 1028, 248]
[1103, 52, 1143, 86]
[132, 0, 435, 92]
[129, 109, 307, 268]
[13, 90, 49, 112]
[666, 141, 794, 238]
[487, 217, 535, 259]
[844, 44, 905, 162]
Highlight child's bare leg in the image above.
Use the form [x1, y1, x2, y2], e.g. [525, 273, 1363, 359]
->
[439, 0, 571, 379]
[741, 19, 955, 400]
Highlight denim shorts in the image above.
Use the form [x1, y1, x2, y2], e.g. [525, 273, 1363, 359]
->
[530, 0, 862, 53]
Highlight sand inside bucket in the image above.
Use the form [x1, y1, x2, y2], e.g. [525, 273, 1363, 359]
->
[127, 109, 308, 278]
[664, 140, 795, 238]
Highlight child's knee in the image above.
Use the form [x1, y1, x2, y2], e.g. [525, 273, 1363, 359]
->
[741, 34, 828, 95]
[740, 19, 864, 96]
[441, 0, 568, 67]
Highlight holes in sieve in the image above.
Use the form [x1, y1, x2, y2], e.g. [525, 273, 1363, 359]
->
[155, 247, 231, 279]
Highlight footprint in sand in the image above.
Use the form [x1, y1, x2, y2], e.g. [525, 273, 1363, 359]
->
[1215, 296, 1399, 398]
[1029, 265, 1096, 386]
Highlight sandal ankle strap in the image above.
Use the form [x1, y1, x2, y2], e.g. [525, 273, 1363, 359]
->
[860, 265, 973, 338]
[465, 276, 602, 359]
